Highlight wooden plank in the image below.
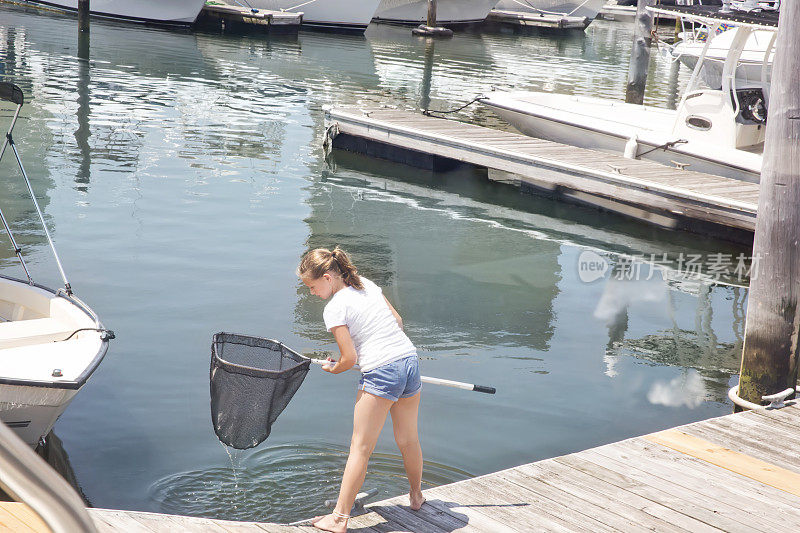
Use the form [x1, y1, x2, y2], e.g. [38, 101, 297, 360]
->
[0, 502, 49, 532]
[707, 410, 800, 449]
[617, 438, 800, 527]
[371, 495, 480, 532]
[346, 510, 404, 532]
[425, 478, 575, 532]
[516, 459, 700, 533]
[577, 448, 757, 533]
[496, 466, 654, 532]
[593, 440, 785, 532]
[645, 429, 800, 496]
[89, 510, 158, 532]
[552, 454, 724, 532]
[438, 474, 608, 532]
[679, 421, 800, 474]
[0, 503, 40, 532]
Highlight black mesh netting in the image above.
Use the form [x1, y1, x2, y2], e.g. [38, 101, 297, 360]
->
[210, 333, 311, 450]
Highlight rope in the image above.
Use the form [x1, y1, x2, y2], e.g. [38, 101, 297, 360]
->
[58, 328, 115, 342]
[637, 138, 688, 157]
[423, 96, 484, 117]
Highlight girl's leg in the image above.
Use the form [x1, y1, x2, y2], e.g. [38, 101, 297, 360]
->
[313, 391, 393, 533]
[390, 391, 424, 510]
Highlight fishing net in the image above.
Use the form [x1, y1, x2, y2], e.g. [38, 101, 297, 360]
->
[210, 333, 310, 449]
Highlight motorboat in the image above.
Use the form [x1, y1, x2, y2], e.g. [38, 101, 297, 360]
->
[22, 0, 207, 24]
[669, 27, 775, 90]
[479, 6, 778, 183]
[373, 0, 500, 26]
[0, 83, 113, 447]
[245, 0, 384, 32]
[493, 0, 606, 20]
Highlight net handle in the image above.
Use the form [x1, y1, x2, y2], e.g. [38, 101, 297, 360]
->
[306, 358, 496, 394]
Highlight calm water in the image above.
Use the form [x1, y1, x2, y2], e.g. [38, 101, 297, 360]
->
[1, 4, 749, 524]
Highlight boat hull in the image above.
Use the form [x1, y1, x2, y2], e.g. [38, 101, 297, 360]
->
[494, 0, 605, 18]
[374, 0, 499, 25]
[24, 0, 207, 24]
[0, 384, 79, 447]
[246, 0, 383, 32]
[481, 93, 761, 183]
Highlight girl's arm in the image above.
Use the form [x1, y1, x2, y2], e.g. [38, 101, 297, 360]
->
[383, 295, 404, 330]
[324, 325, 357, 374]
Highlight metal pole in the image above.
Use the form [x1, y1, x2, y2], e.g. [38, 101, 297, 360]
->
[0, 106, 33, 284]
[78, 0, 90, 33]
[738, 0, 800, 408]
[7, 138, 73, 294]
[625, 0, 654, 104]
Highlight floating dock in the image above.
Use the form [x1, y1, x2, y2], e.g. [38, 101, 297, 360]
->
[487, 9, 591, 30]
[324, 107, 758, 243]
[197, 2, 302, 33]
[4, 400, 797, 531]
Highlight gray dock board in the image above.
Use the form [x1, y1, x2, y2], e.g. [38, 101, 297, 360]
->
[327, 107, 759, 234]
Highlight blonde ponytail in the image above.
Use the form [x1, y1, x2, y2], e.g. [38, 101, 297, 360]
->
[331, 247, 364, 290]
[297, 246, 364, 290]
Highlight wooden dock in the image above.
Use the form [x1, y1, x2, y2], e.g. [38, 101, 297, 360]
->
[4, 401, 798, 531]
[197, 2, 302, 33]
[324, 107, 759, 242]
[487, 10, 591, 30]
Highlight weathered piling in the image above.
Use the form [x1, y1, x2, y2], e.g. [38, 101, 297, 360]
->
[78, 0, 89, 33]
[412, 0, 454, 37]
[625, 0, 654, 104]
[739, 0, 800, 406]
[426, 0, 437, 26]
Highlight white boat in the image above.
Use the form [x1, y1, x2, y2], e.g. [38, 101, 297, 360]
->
[494, 0, 606, 19]
[670, 28, 775, 90]
[0, 277, 111, 447]
[23, 0, 207, 24]
[246, 0, 383, 32]
[480, 9, 775, 183]
[373, 0, 500, 25]
[0, 82, 112, 447]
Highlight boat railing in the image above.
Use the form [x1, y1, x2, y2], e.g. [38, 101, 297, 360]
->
[0, 421, 97, 532]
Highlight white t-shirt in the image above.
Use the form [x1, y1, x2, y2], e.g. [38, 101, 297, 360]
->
[323, 277, 416, 373]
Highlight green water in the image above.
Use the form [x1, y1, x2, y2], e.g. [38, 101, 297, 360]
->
[0, 4, 749, 524]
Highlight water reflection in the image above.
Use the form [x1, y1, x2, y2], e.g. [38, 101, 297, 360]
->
[295, 167, 561, 352]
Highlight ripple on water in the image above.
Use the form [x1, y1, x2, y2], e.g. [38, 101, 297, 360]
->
[148, 442, 471, 524]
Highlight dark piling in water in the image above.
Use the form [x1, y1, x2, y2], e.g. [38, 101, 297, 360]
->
[625, 0, 654, 105]
[739, 0, 800, 408]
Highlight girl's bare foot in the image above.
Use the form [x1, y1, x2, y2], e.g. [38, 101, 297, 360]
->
[312, 512, 348, 532]
[409, 491, 426, 511]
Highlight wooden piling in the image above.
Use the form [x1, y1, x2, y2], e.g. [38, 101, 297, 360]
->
[625, 0, 654, 105]
[426, 0, 437, 27]
[739, 0, 800, 406]
[77, 0, 89, 33]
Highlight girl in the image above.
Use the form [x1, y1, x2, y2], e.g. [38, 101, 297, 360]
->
[298, 247, 425, 533]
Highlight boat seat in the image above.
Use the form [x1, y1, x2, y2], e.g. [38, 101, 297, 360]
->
[0, 318, 75, 350]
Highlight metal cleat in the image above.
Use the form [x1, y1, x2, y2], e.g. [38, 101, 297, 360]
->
[762, 387, 795, 409]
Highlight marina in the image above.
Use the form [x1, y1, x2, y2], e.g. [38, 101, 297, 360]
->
[0, 0, 798, 531]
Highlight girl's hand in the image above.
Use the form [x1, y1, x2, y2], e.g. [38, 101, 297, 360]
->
[322, 357, 335, 372]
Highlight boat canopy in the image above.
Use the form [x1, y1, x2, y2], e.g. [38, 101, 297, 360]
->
[649, 5, 779, 30]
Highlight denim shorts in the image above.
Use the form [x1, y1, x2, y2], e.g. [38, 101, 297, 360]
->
[358, 355, 421, 402]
